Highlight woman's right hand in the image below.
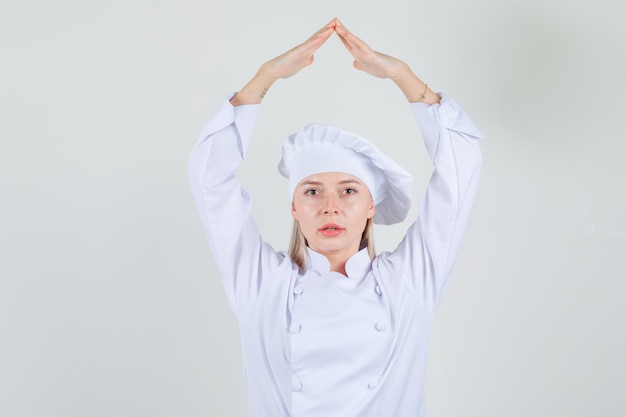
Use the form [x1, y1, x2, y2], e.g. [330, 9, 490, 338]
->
[261, 19, 336, 80]
[231, 19, 336, 106]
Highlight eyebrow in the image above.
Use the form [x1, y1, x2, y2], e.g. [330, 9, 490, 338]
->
[297, 179, 364, 188]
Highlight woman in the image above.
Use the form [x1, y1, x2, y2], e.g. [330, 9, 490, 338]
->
[188, 18, 483, 417]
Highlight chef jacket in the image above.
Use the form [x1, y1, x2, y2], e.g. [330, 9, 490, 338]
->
[188, 93, 484, 417]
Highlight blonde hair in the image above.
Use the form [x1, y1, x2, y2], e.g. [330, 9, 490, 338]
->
[288, 218, 375, 273]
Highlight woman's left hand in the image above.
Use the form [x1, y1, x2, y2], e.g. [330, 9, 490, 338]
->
[334, 19, 408, 80]
[335, 19, 440, 104]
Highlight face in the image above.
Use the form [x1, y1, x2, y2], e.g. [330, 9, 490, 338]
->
[291, 172, 375, 262]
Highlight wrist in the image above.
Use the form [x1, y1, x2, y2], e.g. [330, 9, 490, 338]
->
[393, 69, 440, 104]
[388, 61, 411, 84]
[257, 62, 280, 85]
[230, 68, 277, 106]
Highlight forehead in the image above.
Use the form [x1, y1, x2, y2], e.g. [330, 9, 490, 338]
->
[296, 172, 365, 187]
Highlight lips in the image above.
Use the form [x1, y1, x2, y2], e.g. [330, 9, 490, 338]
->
[319, 223, 344, 237]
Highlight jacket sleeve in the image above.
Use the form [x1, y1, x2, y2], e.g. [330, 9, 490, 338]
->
[376, 94, 484, 311]
[187, 97, 290, 319]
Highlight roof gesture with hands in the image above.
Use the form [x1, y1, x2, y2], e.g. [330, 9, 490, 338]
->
[230, 18, 439, 106]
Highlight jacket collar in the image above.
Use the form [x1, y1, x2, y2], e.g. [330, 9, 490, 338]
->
[306, 247, 372, 280]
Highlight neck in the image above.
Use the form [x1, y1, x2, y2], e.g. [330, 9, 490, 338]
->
[324, 252, 352, 277]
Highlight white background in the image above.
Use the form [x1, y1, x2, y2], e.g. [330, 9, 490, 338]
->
[1, 1, 624, 416]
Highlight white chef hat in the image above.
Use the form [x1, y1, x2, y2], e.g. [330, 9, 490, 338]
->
[278, 123, 414, 225]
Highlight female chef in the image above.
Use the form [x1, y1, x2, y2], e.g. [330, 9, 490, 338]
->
[188, 18, 483, 417]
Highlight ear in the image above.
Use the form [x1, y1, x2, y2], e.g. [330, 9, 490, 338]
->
[367, 200, 376, 219]
[291, 201, 298, 220]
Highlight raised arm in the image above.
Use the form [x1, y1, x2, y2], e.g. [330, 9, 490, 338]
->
[188, 20, 335, 318]
[335, 19, 483, 310]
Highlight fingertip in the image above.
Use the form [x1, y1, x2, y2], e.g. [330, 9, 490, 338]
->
[335, 20, 348, 35]
[323, 18, 336, 31]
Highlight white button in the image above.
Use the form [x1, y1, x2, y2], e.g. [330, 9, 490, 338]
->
[289, 324, 302, 334]
[375, 285, 382, 296]
[293, 285, 303, 296]
[291, 379, 303, 392]
[374, 321, 386, 332]
[367, 378, 379, 389]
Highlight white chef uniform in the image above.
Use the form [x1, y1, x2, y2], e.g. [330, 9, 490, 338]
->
[188, 93, 484, 417]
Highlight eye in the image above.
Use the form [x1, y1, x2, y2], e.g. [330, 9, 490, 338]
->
[305, 189, 319, 196]
[343, 188, 356, 195]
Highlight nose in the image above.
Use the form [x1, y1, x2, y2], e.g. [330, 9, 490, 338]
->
[323, 194, 340, 215]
